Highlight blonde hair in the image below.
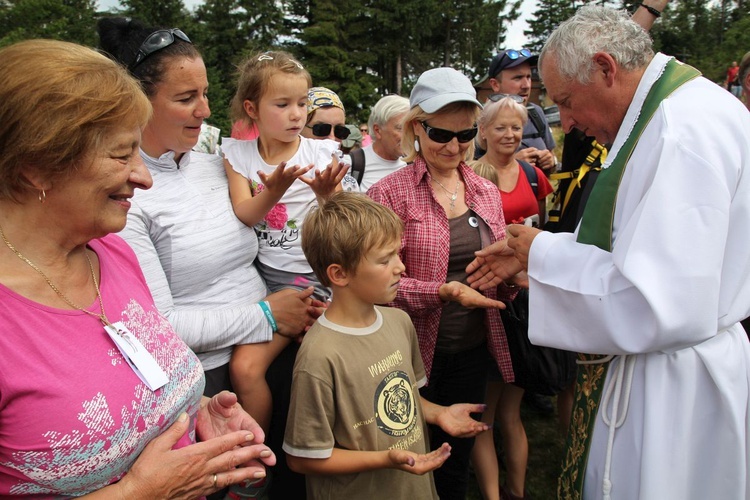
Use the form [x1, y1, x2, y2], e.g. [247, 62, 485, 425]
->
[401, 101, 480, 163]
[0, 39, 151, 202]
[230, 51, 312, 127]
[477, 97, 528, 151]
[469, 161, 499, 186]
[302, 192, 404, 287]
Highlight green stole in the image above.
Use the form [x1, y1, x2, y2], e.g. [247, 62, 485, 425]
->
[557, 58, 700, 500]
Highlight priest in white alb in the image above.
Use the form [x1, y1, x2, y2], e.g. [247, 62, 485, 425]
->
[467, 6, 750, 500]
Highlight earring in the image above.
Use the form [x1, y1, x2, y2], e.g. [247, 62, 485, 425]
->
[414, 139, 420, 153]
[38, 189, 46, 204]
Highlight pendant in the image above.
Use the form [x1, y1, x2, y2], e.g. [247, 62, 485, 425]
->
[451, 193, 457, 201]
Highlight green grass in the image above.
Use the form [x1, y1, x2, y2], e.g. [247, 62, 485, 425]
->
[467, 397, 566, 499]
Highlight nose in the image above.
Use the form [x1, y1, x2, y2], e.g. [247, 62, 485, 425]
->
[395, 255, 405, 275]
[444, 137, 460, 153]
[520, 76, 531, 91]
[560, 109, 576, 134]
[130, 154, 153, 191]
[195, 94, 211, 119]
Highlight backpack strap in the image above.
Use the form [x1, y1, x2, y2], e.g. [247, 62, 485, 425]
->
[348, 148, 366, 184]
[523, 105, 546, 141]
[518, 160, 538, 197]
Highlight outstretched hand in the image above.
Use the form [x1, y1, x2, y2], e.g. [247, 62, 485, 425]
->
[466, 239, 524, 291]
[435, 403, 490, 438]
[257, 161, 314, 197]
[387, 443, 452, 475]
[439, 281, 506, 309]
[300, 154, 349, 199]
[507, 224, 542, 269]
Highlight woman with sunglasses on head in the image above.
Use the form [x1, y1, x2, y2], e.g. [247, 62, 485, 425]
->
[0, 38, 276, 498]
[470, 96, 554, 500]
[97, 11, 323, 466]
[367, 67, 516, 499]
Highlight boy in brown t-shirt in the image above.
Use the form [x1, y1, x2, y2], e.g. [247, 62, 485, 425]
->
[283, 192, 489, 499]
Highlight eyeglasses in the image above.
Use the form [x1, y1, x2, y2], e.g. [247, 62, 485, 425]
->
[504, 48, 531, 61]
[130, 29, 191, 70]
[307, 123, 351, 140]
[420, 121, 477, 144]
[359, 128, 368, 133]
[487, 93, 525, 104]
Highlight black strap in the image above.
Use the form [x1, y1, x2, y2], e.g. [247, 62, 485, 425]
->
[348, 148, 366, 184]
[523, 105, 545, 141]
[518, 160, 538, 197]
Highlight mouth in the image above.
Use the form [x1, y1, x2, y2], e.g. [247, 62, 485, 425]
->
[109, 193, 133, 209]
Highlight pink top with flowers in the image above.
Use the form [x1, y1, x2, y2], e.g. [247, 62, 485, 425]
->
[0, 234, 204, 497]
[222, 137, 339, 274]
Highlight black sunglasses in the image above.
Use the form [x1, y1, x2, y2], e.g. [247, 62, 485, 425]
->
[307, 123, 351, 140]
[420, 121, 477, 144]
[487, 93, 525, 104]
[130, 29, 192, 70]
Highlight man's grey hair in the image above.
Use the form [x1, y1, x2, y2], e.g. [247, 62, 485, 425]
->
[539, 5, 654, 85]
[368, 95, 410, 132]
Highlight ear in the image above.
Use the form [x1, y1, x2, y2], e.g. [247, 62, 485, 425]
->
[326, 263, 350, 288]
[21, 168, 52, 192]
[592, 52, 617, 87]
[372, 123, 382, 141]
[243, 99, 258, 121]
[489, 78, 501, 92]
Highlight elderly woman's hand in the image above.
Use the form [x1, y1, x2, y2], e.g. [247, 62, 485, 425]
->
[116, 412, 275, 499]
[300, 154, 349, 200]
[438, 281, 506, 309]
[265, 286, 325, 339]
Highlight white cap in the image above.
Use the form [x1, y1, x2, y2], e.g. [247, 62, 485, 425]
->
[409, 67, 482, 113]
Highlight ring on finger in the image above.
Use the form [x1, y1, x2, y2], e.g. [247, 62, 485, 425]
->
[212, 473, 218, 489]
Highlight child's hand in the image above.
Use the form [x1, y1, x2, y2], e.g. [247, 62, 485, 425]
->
[300, 153, 349, 200]
[436, 403, 490, 438]
[258, 161, 313, 197]
[387, 443, 451, 475]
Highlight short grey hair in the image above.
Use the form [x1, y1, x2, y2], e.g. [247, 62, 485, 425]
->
[368, 95, 410, 131]
[539, 5, 654, 85]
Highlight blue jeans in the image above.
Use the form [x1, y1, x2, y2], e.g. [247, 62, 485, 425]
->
[419, 343, 489, 499]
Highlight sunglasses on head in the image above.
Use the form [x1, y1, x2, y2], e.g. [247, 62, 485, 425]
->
[488, 93, 525, 104]
[504, 48, 531, 61]
[130, 28, 192, 70]
[308, 123, 351, 140]
[421, 121, 478, 144]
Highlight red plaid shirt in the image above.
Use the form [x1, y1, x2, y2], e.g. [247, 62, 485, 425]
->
[368, 156, 515, 383]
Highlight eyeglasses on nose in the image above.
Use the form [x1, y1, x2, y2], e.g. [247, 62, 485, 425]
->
[487, 93, 525, 104]
[307, 123, 351, 140]
[359, 128, 368, 133]
[130, 28, 192, 70]
[420, 121, 477, 144]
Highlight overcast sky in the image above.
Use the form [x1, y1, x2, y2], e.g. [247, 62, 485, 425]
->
[97, 0, 535, 49]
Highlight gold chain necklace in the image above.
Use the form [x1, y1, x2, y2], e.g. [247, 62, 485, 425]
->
[0, 223, 113, 327]
[432, 173, 460, 214]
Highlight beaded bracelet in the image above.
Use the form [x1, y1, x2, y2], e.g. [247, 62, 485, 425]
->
[639, 3, 662, 17]
[259, 301, 278, 333]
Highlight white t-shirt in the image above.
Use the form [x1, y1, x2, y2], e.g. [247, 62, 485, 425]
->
[359, 144, 407, 192]
[222, 137, 339, 274]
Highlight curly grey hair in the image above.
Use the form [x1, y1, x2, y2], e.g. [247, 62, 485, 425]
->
[539, 5, 654, 85]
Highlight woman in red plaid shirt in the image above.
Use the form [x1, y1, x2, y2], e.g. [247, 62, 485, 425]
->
[367, 67, 516, 499]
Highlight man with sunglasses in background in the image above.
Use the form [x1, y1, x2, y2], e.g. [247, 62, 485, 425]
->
[486, 48, 558, 173]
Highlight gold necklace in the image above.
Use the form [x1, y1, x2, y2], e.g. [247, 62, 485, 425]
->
[0, 223, 113, 328]
[432, 173, 461, 214]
